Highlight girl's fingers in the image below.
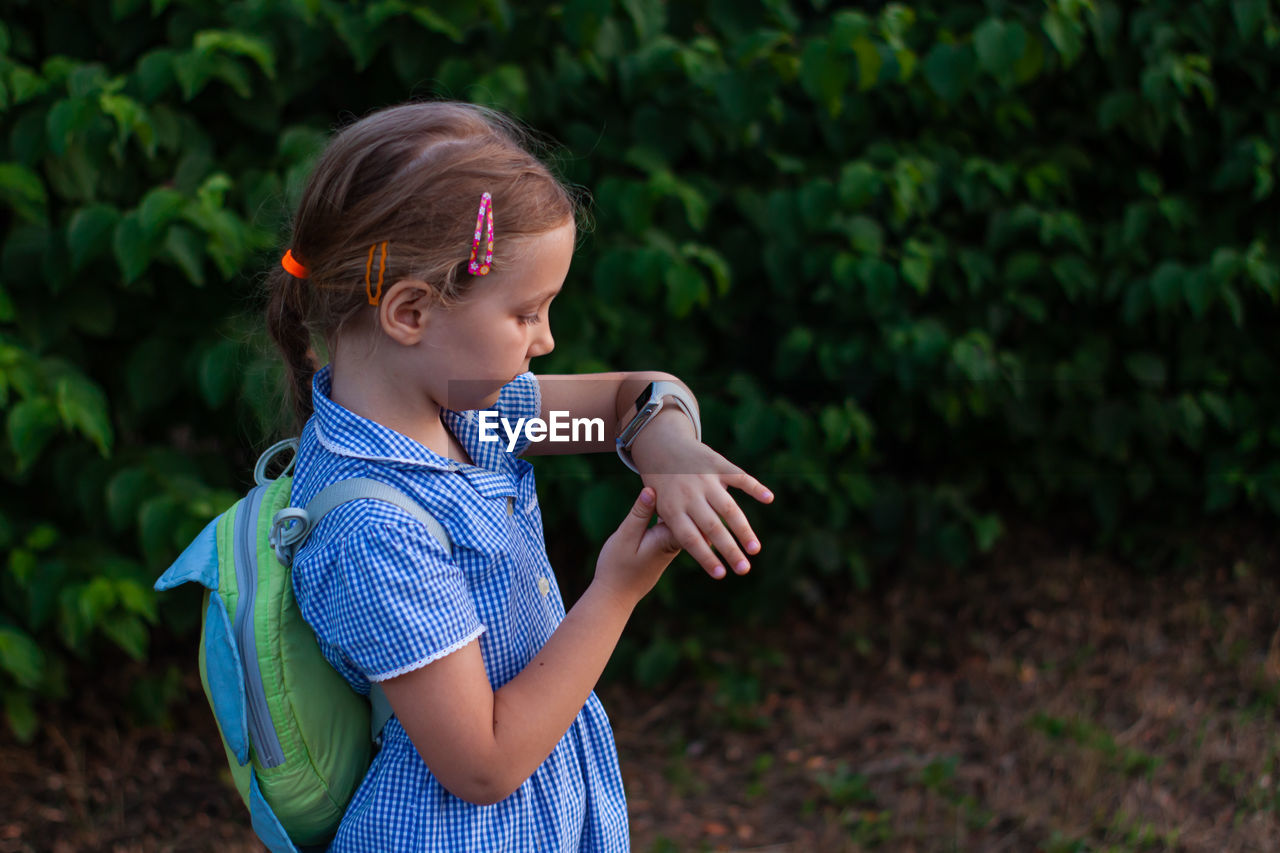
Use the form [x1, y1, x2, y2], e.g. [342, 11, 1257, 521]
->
[711, 491, 761, 557]
[640, 519, 682, 556]
[666, 514, 727, 579]
[724, 470, 773, 504]
[692, 506, 749, 575]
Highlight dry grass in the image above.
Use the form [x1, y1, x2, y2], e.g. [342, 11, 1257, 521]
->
[613, 526, 1280, 852]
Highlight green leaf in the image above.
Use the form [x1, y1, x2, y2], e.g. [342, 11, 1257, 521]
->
[1012, 30, 1045, 83]
[1125, 353, 1167, 388]
[840, 161, 881, 211]
[78, 576, 117, 629]
[1051, 255, 1093, 301]
[951, 331, 997, 382]
[5, 691, 38, 742]
[7, 65, 48, 106]
[101, 613, 148, 661]
[99, 92, 154, 156]
[972, 514, 1003, 552]
[7, 397, 60, 471]
[774, 327, 813, 378]
[138, 495, 183, 566]
[1220, 285, 1245, 327]
[68, 204, 121, 272]
[620, 0, 666, 44]
[1149, 262, 1184, 310]
[68, 63, 111, 98]
[845, 215, 883, 256]
[162, 224, 205, 285]
[45, 97, 97, 156]
[54, 373, 113, 456]
[856, 257, 898, 309]
[173, 50, 215, 100]
[107, 467, 152, 532]
[1199, 391, 1233, 429]
[850, 36, 882, 90]
[116, 577, 158, 622]
[198, 338, 240, 408]
[25, 524, 58, 551]
[799, 39, 849, 116]
[135, 48, 177, 103]
[9, 549, 36, 585]
[0, 163, 48, 224]
[901, 238, 933, 294]
[0, 627, 44, 688]
[193, 30, 276, 79]
[681, 244, 731, 296]
[1234, 0, 1268, 39]
[111, 0, 146, 19]
[664, 263, 707, 317]
[1183, 267, 1211, 318]
[112, 212, 152, 283]
[1210, 247, 1242, 285]
[974, 18, 1027, 78]
[139, 187, 187, 238]
[1042, 9, 1085, 67]
[922, 42, 976, 103]
[403, 6, 464, 42]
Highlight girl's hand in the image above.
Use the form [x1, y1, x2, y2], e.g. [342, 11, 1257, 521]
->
[593, 488, 683, 606]
[630, 416, 774, 580]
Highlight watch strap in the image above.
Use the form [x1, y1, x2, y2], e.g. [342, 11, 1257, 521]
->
[615, 380, 701, 474]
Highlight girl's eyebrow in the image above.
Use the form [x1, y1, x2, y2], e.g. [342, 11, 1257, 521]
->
[519, 287, 561, 307]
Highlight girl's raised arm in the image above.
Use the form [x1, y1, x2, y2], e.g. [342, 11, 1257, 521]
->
[522, 371, 774, 581]
[378, 488, 680, 805]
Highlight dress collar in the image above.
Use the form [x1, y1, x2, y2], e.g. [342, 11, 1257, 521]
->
[310, 365, 462, 472]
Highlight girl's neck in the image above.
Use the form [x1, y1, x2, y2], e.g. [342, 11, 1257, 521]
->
[329, 357, 461, 463]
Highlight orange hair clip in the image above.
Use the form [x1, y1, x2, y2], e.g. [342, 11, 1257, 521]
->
[366, 241, 388, 305]
[281, 249, 309, 279]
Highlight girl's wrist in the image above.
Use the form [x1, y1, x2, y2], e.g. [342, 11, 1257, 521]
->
[628, 408, 699, 473]
[585, 575, 643, 616]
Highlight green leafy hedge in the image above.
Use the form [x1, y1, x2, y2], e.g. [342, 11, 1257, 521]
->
[1, 0, 1277, 736]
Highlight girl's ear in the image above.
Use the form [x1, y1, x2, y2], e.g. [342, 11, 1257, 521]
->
[378, 279, 435, 345]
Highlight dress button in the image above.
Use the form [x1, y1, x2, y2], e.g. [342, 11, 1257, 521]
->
[536, 576, 551, 597]
[506, 496, 515, 516]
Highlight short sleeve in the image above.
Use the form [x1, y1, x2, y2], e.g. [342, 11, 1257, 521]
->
[328, 513, 485, 682]
[495, 371, 542, 457]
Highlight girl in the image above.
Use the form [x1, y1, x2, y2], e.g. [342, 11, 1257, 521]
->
[267, 101, 773, 851]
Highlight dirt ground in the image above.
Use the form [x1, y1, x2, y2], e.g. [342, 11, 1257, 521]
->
[2, 524, 1278, 852]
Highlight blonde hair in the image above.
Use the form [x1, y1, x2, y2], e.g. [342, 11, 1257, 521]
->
[266, 101, 576, 427]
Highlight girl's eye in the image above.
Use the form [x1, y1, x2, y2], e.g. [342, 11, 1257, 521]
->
[519, 313, 542, 325]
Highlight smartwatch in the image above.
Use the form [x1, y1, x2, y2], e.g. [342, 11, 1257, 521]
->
[615, 380, 701, 474]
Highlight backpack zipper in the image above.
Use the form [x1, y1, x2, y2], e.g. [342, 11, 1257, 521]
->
[234, 484, 286, 768]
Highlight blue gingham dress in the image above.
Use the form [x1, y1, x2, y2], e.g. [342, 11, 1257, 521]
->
[290, 367, 629, 852]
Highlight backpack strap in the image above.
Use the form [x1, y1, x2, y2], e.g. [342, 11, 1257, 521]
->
[268, 475, 454, 744]
[303, 478, 452, 559]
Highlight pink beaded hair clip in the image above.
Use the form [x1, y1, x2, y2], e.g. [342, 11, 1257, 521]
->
[468, 191, 494, 276]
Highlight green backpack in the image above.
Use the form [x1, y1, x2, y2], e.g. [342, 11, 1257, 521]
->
[154, 440, 451, 852]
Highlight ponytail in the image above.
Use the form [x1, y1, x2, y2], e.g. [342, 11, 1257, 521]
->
[265, 265, 316, 432]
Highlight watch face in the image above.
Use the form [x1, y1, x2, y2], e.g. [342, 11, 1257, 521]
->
[618, 399, 661, 447]
[634, 382, 655, 412]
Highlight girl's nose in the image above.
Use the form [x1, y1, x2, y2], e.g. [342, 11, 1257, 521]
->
[530, 322, 554, 358]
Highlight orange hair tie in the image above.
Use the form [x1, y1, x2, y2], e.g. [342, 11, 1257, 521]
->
[281, 249, 309, 279]
[366, 241, 388, 305]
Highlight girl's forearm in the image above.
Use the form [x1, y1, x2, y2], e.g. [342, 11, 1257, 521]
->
[478, 581, 636, 801]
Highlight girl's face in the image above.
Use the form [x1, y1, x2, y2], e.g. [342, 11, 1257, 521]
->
[424, 219, 573, 410]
